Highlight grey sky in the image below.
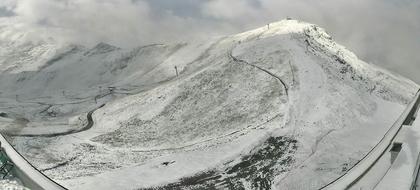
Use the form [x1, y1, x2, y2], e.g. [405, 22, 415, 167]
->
[0, 0, 419, 83]
[0, 7, 14, 17]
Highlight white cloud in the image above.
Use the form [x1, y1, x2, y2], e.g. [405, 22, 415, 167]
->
[1, 0, 419, 83]
[202, 0, 259, 20]
[7, 0, 153, 46]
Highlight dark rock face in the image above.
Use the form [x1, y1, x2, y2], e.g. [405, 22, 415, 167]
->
[144, 136, 298, 190]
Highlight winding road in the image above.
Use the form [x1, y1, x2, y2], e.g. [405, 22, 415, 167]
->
[0, 103, 106, 189]
[11, 104, 105, 138]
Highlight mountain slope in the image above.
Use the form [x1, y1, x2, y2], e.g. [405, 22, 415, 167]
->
[0, 20, 418, 190]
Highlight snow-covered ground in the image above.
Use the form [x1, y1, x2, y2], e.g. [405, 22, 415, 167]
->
[373, 106, 420, 190]
[0, 133, 66, 190]
[0, 179, 29, 190]
[320, 90, 420, 189]
[0, 20, 418, 189]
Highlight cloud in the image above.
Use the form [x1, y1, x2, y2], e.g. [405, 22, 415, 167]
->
[7, 0, 153, 45]
[0, 0, 15, 17]
[1, 0, 419, 83]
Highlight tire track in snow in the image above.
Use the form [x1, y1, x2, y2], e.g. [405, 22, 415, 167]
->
[310, 129, 336, 158]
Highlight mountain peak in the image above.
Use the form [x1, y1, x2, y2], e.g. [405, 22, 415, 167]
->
[84, 42, 119, 56]
[0, 19, 419, 190]
[232, 19, 314, 40]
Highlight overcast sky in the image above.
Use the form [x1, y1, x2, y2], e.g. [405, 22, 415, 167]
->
[0, 0, 419, 83]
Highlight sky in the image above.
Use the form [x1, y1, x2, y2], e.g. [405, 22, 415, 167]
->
[0, 0, 419, 83]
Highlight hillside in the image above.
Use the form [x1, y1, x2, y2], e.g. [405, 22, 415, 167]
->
[0, 20, 418, 189]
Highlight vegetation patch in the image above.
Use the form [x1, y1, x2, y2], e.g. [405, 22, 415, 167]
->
[143, 136, 298, 190]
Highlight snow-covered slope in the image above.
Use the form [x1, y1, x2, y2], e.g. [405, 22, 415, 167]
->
[0, 20, 418, 190]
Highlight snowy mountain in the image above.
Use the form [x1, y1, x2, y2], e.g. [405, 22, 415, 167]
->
[0, 20, 418, 190]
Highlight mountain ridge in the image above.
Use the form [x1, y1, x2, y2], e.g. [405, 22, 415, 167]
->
[0, 19, 418, 189]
